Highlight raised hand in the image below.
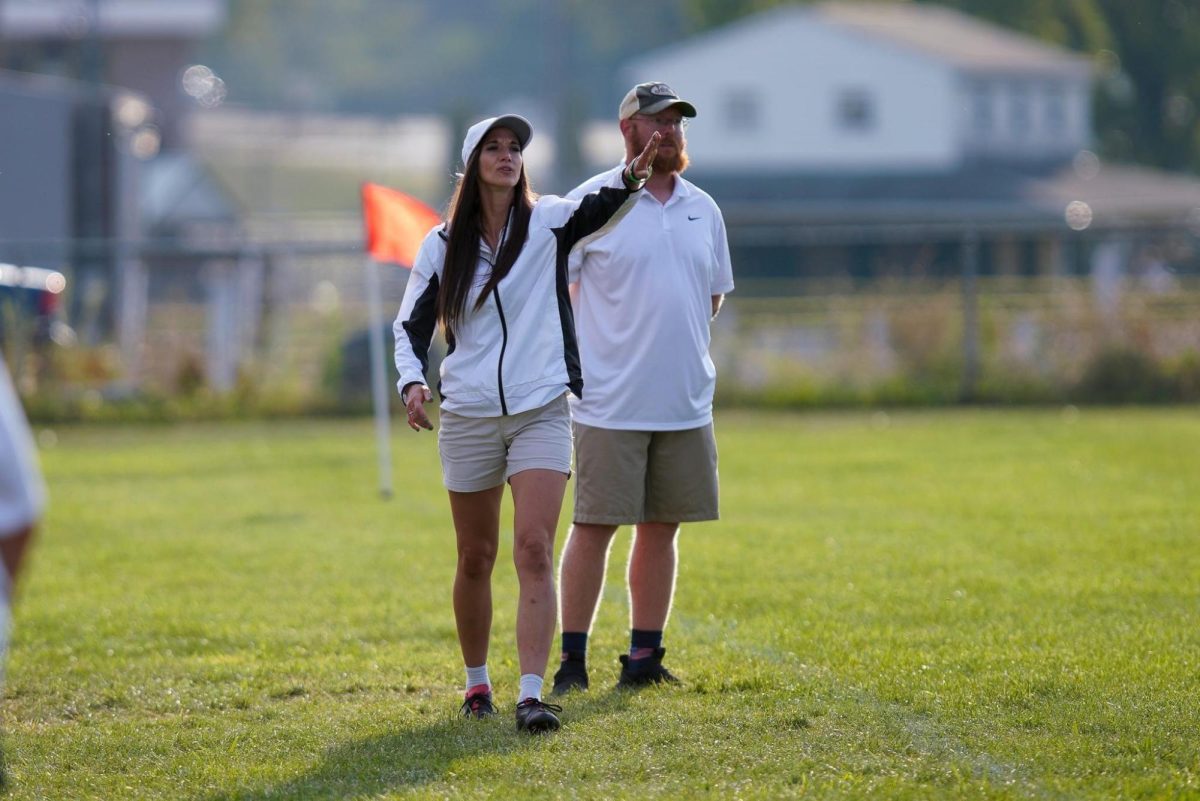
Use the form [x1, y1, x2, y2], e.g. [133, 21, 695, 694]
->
[630, 131, 661, 181]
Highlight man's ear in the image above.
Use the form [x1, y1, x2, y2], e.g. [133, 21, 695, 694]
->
[619, 118, 634, 138]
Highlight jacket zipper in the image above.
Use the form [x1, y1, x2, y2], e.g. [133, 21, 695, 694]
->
[493, 287, 509, 416]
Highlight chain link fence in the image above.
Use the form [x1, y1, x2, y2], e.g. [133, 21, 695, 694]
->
[3, 226, 1199, 419]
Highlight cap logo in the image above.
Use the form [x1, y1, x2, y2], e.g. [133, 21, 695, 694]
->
[647, 83, 674, 96]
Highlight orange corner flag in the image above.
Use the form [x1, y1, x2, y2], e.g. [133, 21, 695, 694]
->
[362, 183, 442, 267]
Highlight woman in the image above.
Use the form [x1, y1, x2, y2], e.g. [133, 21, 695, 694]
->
[393, 114, 658, 733]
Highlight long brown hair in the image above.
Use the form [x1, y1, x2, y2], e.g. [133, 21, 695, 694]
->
[437, 143, 536, 338]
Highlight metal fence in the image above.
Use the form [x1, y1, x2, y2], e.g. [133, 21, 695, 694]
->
[713, 275, 1200, 404]
[3, 229, 1199, 414]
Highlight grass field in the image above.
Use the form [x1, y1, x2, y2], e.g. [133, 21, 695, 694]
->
[5, 408, 1199, 799]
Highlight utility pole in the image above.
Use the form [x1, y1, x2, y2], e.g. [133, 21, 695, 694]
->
[959, 227, 981, 402]
[0, 0, 8, 67]
[73, 0, 112, 343]
[548, 0, 583, 191]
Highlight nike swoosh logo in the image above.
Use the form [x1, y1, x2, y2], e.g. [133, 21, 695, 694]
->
[687, 215, 701, 221]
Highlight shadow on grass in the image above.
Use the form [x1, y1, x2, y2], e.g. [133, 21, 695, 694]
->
[205, 690, 633, 800]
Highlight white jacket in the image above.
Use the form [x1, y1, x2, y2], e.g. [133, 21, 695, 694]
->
[393, 186, 637, 418]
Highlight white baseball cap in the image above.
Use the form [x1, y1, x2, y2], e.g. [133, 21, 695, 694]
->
[460, 114, 533, 167]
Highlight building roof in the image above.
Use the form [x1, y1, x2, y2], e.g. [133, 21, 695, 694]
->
[141, 152, 239, 234]
[628, 3, 1091, 81]
[815, 2, 1092, 77]
[0, 0, 225, 39]
[1027, 163, 1200, 221]
[692, 160, 1200, 239]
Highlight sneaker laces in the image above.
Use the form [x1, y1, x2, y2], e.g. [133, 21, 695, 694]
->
[461, 693, 495, 715]
[517, 698, 562, 713]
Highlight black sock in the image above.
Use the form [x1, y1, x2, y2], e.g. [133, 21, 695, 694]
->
[561, 631, 588, 662]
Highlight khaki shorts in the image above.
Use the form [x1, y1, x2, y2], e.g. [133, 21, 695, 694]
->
[438, 394, 572, 493]
[573, 422, 719, 525]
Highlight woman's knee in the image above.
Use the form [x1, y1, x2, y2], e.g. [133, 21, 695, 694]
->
[513, 534, 553, 576]
[457, 543, 497, 580]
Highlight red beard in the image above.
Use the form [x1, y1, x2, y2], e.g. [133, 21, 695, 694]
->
[629, 128, 689, 175]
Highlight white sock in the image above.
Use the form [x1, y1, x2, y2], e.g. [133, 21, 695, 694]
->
[518, 673, 543, 703]
[465, 664, 490, 693]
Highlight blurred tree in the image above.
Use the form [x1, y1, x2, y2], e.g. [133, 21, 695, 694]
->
[205, 0, 1199, 173]
[915, 0, 1111, 52]
[205, 0, 686, 115]
[677, 0, 797, 29]
[1090, 0, 1200, 172]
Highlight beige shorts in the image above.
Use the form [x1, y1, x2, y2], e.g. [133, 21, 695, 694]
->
[573, 422, 719, 525]
[438, 394, 572, 493]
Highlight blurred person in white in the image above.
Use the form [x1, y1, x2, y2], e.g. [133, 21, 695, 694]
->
[554, 82, 734, 694]
[0, 352, 45, 785]
[393, 114, 659, 733]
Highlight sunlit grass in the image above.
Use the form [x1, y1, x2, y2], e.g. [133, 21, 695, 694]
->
[6, 409, 1199, 799]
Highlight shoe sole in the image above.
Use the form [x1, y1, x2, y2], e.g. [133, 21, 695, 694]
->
[526, 722, 560, 734]
[617, 674, 679, 689]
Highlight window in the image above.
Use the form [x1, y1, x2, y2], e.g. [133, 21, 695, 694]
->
[971, 81, 993, 134]
[724, 89, 761, 132]
[1010, 82, 1031, 138]
[1044, 83, 1066, 135]
[837, 88, 875, 132]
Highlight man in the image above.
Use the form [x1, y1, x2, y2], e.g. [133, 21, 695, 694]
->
[0, 353, 44, 785]
[554, 82, 733, 693]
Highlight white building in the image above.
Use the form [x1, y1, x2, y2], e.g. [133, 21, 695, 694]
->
[607, 2, 1200, 286]
[623, 2, 1092, 172]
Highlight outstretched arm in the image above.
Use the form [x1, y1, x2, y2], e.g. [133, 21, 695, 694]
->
[557, 132, 661, 250]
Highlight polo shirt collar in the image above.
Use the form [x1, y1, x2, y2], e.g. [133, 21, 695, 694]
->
[618, 164, 692, 206]
[667, 175, 692, 203]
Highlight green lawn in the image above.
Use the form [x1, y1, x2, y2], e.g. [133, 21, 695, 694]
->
[6, 409, 1199, 799]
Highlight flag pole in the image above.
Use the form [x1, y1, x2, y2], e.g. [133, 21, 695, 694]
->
[361, 181, 440, 500]
[365, 256, 394, 499]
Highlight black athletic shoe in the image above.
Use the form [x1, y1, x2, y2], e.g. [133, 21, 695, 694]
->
[514, 698, 562, 733]
[551, 657, 589, 695]
[617, 647, 680, 688]
[460, 690, 497, 719]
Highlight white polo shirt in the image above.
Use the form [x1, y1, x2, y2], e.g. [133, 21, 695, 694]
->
[567, 165, 734, 431]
